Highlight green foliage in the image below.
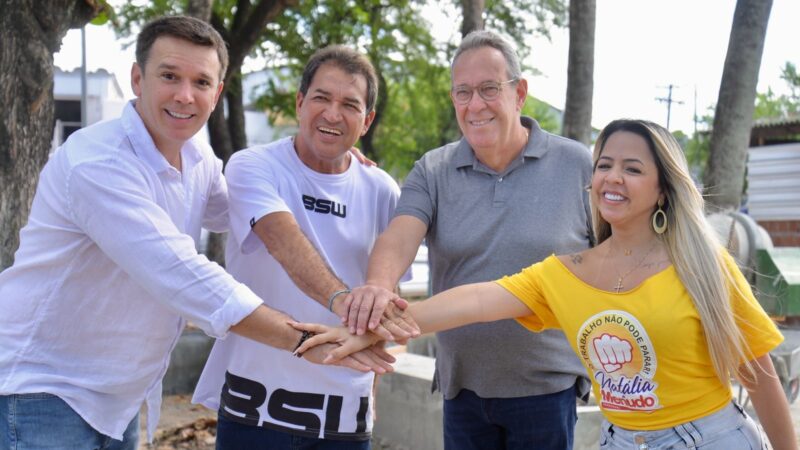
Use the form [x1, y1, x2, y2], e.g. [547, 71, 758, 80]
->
[114, 1, 181, 37]
[521, 96, 559, 133]
[251, 0, 455, 175]
[484, 0, 567, 62]
[90, 1, 116, 26]
[679, 108, 714, 181]
[111, 0, 570, 177]
[781, 61, 799, 100]
[379, 64, 457, 176]
[752, 62, 800, 119]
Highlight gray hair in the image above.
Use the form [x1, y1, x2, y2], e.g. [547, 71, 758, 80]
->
[451, 30, 522, 81]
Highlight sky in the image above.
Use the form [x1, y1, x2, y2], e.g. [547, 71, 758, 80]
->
[54, 0, 799, 135]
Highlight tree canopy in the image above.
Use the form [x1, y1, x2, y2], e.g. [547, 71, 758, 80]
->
[113, 0, 569, 176]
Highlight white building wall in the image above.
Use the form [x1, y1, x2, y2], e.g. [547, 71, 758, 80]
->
[747, 142, 800, 221]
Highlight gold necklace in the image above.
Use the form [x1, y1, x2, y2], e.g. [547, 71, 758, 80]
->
[609, 239, 658, 293]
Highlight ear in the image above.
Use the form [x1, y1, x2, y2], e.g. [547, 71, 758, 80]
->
[131, 62, 143, 97]
[515, 78, 528, 111]
[295, 90, 305, 117]
[360, 110, 376, 136]
[212, 81, 225, 108]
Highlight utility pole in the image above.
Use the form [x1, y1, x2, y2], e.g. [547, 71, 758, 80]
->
[656, 84, 684, 130]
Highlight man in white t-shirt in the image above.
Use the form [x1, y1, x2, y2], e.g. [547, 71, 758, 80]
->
[193, 45, 411, 449]
[0, 16, 394, 450]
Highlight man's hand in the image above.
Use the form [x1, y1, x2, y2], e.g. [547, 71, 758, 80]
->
[339, 284, 420, 341]
[291, 321, 391, 364]
[349, 147, 377, 167]
[301, 341, 395, 374]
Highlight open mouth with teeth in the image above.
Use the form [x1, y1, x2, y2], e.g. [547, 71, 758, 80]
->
[166, 110, 194, 119]
[318, 126, 343, 136]
[603, 192, 626, 201]
[468, 118, 494, 126]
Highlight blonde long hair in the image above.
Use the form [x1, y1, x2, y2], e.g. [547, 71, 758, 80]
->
[591, 119, 754, 383]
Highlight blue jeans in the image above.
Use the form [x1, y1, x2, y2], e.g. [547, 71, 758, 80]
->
[216, 413, 370, 450]
[0, 393, 138, 450]
[599, 401, 766, 449]
[443, 386, 578, 450]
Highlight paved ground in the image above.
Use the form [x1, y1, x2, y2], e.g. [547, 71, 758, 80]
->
[138, 391, 800, 449]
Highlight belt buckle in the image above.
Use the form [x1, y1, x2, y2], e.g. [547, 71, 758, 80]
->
[635, 435, 649, 450]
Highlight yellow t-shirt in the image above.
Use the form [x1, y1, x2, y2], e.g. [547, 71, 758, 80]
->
[496, 252, 783, 430]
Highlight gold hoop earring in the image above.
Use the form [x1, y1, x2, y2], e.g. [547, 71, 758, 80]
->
[652, 198, 667, 234]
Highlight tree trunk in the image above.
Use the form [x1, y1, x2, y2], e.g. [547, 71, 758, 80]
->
[0, 0, 98, 270]
[360, 70, 388, 160]
[226, 71, 247, 155]
[460, 0, 485, 36]
[186, 0, 214, 22]
[704, 0, 773, 212]
[561, 0, 595, 146]
[203, 0, 295, 266]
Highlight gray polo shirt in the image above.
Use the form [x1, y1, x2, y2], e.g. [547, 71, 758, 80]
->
[395, 116, 592, 399]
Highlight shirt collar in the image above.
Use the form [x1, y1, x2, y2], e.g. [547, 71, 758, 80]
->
[121, 100, 203, 174]
[452, 116, 550, 171]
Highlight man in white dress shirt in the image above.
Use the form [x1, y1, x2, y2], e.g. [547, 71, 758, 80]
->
[0, 16, 392, 450]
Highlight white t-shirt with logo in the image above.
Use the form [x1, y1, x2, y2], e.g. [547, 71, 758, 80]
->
[193, 137, 404, 441]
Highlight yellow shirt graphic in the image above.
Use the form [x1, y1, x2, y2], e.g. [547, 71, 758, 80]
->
[497, 253, 783, 430]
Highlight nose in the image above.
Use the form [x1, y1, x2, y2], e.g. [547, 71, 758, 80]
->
[174, 80, 194, 104]
[322, 102, 343, 122]
[465, 89, 485, 111]
[607, 166, 624, 184]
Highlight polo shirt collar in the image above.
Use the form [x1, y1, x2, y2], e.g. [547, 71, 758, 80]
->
[121, 100, 203, 174]
[452, 115, 550, 171]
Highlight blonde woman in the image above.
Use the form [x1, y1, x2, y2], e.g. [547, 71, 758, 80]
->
[297, 119, 796, 449]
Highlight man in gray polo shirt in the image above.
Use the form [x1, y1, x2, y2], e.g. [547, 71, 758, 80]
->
[343, 30, 592, 449]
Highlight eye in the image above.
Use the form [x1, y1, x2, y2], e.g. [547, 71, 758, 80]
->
[626, 167, 642, 174]
[160, 72, 176, 81]
[453, 86, 472, 102]
[479, 83, 500, 98]
[196, 78, 213, 88]
[595, 162, 611, 170]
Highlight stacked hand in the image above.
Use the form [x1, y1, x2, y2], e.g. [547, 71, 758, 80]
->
[336, 284, 420, 342]
[294, 330, 395, 374]
[293, 284, 421, 372]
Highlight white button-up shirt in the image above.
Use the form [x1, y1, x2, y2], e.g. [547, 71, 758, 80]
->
[0, 102, 262, 440]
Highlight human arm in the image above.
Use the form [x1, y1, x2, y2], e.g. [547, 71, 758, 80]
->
[252, 212, 416, 341]
[343, 215, 428, 335]
[298, 281, 531, 360]
[740, 354, 798, 449]
[349, 146, 376, 166]
[231, 305, 394, 373]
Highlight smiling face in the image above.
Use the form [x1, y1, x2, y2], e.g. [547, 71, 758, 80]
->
[293, 63, 375, 174]
[131, 36, 223, 158]
[591, 131, 664, 231]
[450, 46, 526, 154]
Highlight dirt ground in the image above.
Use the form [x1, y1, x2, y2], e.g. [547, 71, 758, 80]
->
[137, 395, 406, 450]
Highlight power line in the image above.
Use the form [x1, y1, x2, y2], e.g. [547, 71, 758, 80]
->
[655, 84, 685, 130]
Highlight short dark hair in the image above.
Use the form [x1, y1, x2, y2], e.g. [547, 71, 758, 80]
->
[136, 15, 229, 81]
[299, 45, 378, 112]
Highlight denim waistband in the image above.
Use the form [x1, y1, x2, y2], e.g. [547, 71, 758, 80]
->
[602, 402, 750, 447]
